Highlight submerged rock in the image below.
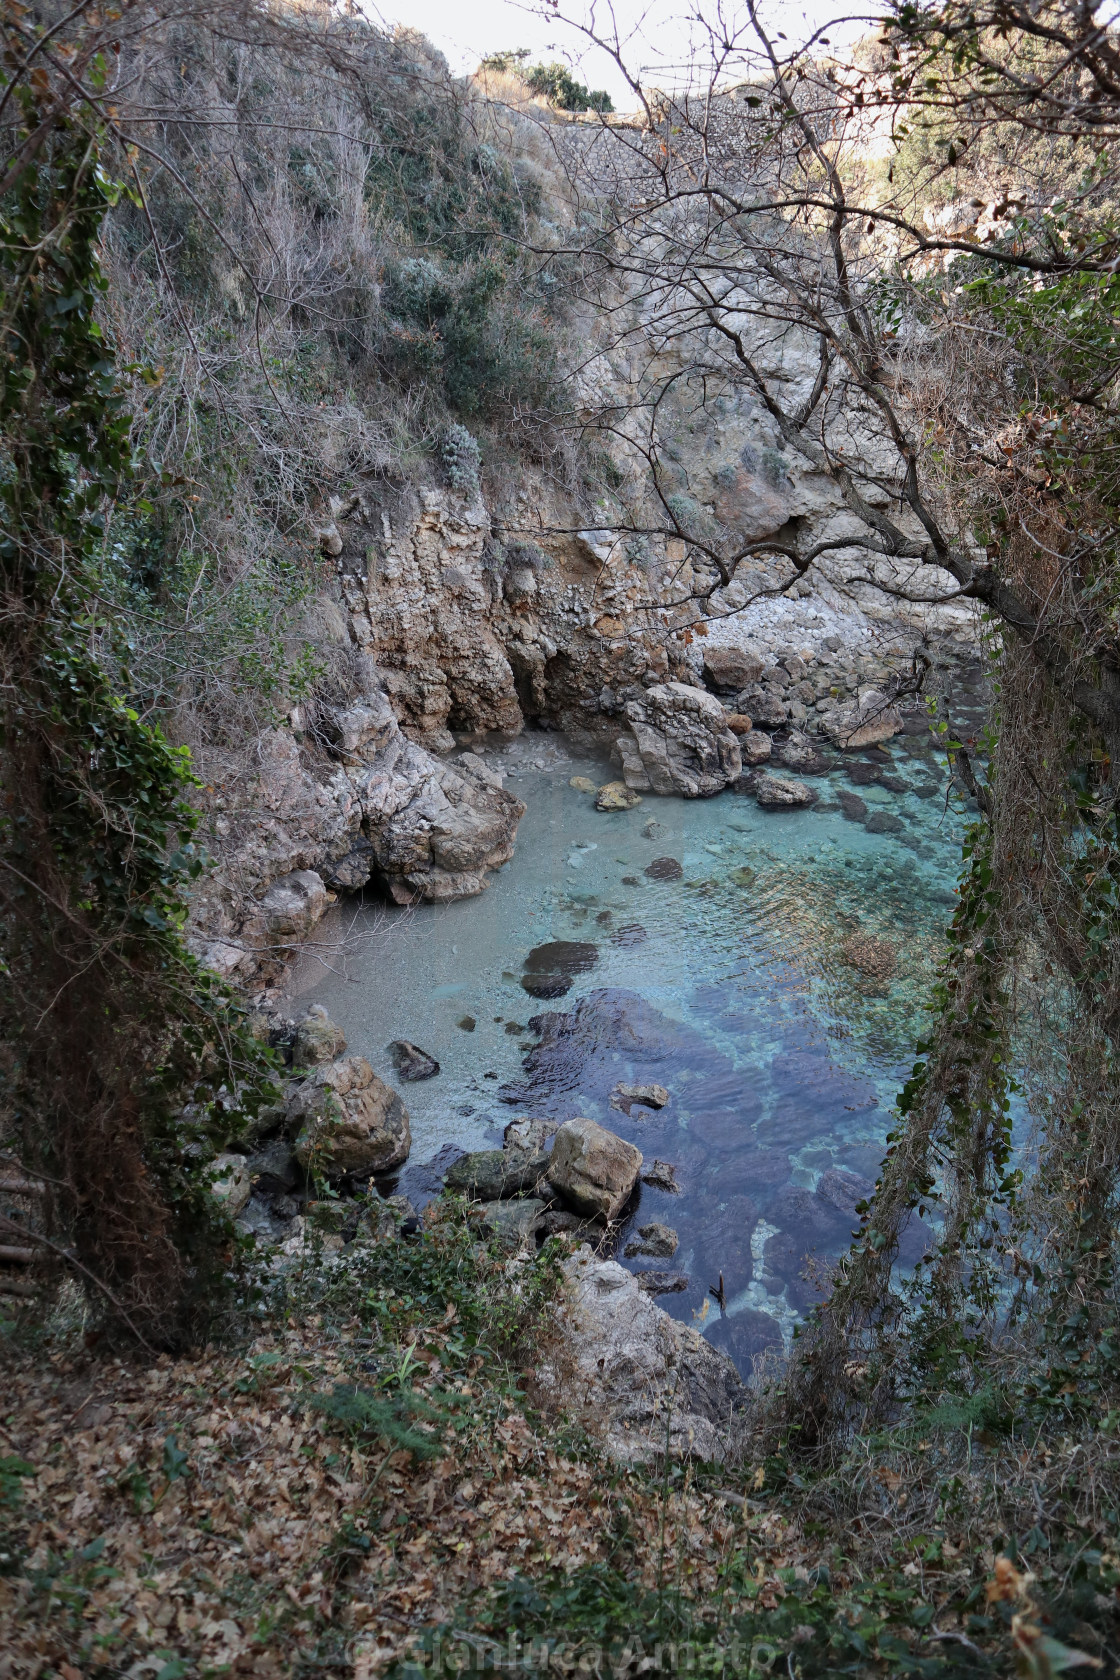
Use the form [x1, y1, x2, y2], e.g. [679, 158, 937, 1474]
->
[290, 1056, 411, 1179]
[840, 934, 897, 979]
[625, 1222, 679, 1259]
[596, 780, 643, 811]
[521, 940, 599, 999]
[547, 1118, 642, 1221]
[642, 1159, 681, 1193]
[837, 790, 869, 822]
[539, 1248, 750, 1463]
[390, 1039, 441, 1081]
[644, 856, 683, 881]
[569, 776, 597, 794]
[636, 1270, 689, 1294]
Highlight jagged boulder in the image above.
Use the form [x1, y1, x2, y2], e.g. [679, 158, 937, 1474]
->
[547, 1118, 642, 1221]
[290, 1056, 410, 1179]
[613, 683, 742, 798]
[539, 1248, 751, 1463]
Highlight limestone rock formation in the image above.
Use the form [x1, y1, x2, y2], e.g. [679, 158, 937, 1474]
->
[547, 1118, 642, 1221]
[613, 682, 742, 797]
[540, 1248, 750, 1463]
[289, 1056, 411, 1179]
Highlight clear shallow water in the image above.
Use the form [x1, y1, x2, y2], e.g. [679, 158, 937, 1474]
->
[285, 718, 975, 1376]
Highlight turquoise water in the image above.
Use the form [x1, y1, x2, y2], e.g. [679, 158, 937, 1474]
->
[285, 718, 972, 1375]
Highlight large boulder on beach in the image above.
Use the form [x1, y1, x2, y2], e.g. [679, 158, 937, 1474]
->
[612, 683, 741, 797]
[290, 1056, 410, 1178]
[547, 1118, 642, 1221]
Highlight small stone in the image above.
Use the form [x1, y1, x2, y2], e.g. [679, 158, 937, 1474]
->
[245, 1138, 298, 1193]
[642, 819, 667, 839]
[865, 811, 904, 835]
[390, 1040, 441, 1081]
[597, 780, 643, 811]
[729, 866, 756, 887]
[457, 1015, 477, 1031]
[636, 1270, 688, 1294]
[724, 713, 754, 734]
[290, 1057, 410, 1179]
[738, 730, 773, 767]
[504, 1117, 560, 1157]
[703, 646, 764, 691]
[547, 1117, 642, 1221]
[570, 776, 597, 794]
[625, 1222, 679, 1258]
[644, 856, 683, 881]
[611, 922, 648, 948]
[611, 1081, 670, 1113]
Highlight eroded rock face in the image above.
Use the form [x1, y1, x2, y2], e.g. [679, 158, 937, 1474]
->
[189, 683, 525, 976]
[547, 1118, 642, 1221]
[539, 1247, 750, 1463]
[614, 683, 742, 797]
[289, 1056, 411, 1179]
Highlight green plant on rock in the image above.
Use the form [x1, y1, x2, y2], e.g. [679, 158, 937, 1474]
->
[0, 113, 278, 1347]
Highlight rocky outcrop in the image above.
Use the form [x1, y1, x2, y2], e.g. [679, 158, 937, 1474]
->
[540, 1248, 750, 1463]
[289, 1056, 411, 1179]
[612, 682, 742, 797]
[189, 679, 525, 977]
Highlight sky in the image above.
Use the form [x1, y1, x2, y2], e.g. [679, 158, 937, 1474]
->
[368, 0, 878, 110]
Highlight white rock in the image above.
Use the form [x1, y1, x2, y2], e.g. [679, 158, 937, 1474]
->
[538, 1248, 751, 1464]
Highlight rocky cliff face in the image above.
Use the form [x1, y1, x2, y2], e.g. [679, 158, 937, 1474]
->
[188, 422, 978, 986]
